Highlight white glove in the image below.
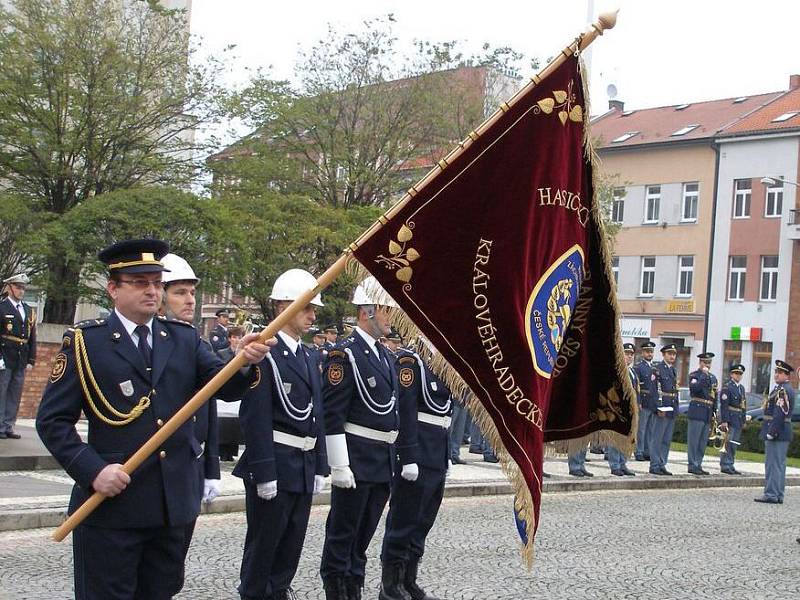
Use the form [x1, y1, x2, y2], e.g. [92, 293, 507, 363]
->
[256, 480, 278, 500]
[26, 363, 33, 370]
[330, 466, 356, 489]
[766, 433, 775, 441]
[313, 475, 326, 495]
[401, 463, 419, 482]
[202, 479, 221, 502]
[0, 358, 5, 370]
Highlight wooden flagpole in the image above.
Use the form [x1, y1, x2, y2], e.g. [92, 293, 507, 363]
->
[51, 10, 618, 542]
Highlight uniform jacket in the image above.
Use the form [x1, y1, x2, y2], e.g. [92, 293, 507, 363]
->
[35, 312, 252, 529]
[760, 381, 795, 442]
[687, 369, 718, 423]
[322, 329, 399, 483]
[655, 361, 679, 419]
[0, 296, 37, 369]
[233, 335, 327, 493]
[634, 360, 658, 411]
[209, 322, 229, 351]
[719, 379, 746, 428]
[395, 349, 453, 471]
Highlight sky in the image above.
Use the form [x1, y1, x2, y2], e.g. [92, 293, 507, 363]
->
[190, 0, 800, 141]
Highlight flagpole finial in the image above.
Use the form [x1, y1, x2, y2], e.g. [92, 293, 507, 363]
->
[597, 10, 619, 32]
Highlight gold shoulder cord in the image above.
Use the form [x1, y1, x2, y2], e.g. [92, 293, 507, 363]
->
[73, 328, 151, 426]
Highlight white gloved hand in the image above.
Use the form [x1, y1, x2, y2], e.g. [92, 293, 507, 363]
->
[256, 480, 278, 500]
[26, 363, 33, 370]
[401, 463, 419, 482]
[330, 466, 356, 489]
[313, 475, 326, 495]
[766, 433, 775, 441]
[202, 479, 221, 502]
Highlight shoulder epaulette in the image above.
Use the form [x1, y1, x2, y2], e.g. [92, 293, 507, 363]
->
[74, 318, 106, 329]
[398, 355, 416, 365]
[159, 316, 195, 328]
[328, 349, 347, 359]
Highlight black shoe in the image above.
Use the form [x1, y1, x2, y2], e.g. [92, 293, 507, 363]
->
[732, 469, 744, 475]
[5, 431, 20, 439]
[323, 576, 349, 600]
[621, 467, 636, 476]
[273, 588, 298, 600]
[720, 468, 736, 475]
[648, 468, 662, 475]
[542, 472, 551, 478]
[345, 576, 363, 600]
[580, 469, 594, 477]
[483, 455, 499, 463]
[700, 469, 710, 475]
[468, 446, 483, 455]
[754, 496, 780, 504]
[611, 469, 624, 476]
[450, 456, 466, 465]
[634, 455, 646, 461]
[688, 468, 702, 475]
[568, 470, 585, 477]
[659, 468, 673, 475]
[0, 432, 6, 439]
[404, 557, 439, 600]
[379, 562, 413, 600]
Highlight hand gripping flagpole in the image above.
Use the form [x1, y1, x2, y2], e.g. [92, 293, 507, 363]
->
[51, 10, 618, 542]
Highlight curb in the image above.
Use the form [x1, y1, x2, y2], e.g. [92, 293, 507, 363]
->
[2, 475, 798, 534]
[0, 455, 60, 471]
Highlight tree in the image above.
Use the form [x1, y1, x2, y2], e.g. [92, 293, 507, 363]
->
[221, 16, 536, 208]
[0, 193, 42, 282]
[31, 187, 238, 311]
[0, 0, 228, 322]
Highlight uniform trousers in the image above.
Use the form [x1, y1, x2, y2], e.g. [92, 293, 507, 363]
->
[321, 482, 390, 582]
[763, 439, 790, 502]
[447, 401, 468, 461]
[686, 419, 710, 470]
[239, 483, 313, 599]
[606, 446, 628, 471]
[649, 415, 675, 470]
[567, 447, 587, 472]
[719, 422, 742, 470]
[635, 407, 654, 459]
[0, 365, 25, 433]
[381, 466, 446, 563]
[73, 522, 187, 600]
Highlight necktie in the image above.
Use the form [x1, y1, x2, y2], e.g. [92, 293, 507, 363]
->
[134, 325, 152, 370]
[295, 345, 309, 381]
[375, 342, 390, 378]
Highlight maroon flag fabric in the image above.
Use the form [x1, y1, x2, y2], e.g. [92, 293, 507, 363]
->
[352, 55, 635, 559]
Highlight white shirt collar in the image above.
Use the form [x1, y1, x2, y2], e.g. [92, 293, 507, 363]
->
[278, 330, 300, 355]
[355, 326, 380, 357]
[114, 309, 153, 343]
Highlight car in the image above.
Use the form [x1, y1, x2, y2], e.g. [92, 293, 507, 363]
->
[745, 402, 800, 423]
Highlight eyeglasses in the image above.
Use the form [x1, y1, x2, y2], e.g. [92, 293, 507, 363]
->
[117, 279, 164, 290]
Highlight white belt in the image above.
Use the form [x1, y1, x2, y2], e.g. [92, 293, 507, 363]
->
[418, 413, 451, 428]
[273, 430, 317, 451]
[344, 422, 398, 444]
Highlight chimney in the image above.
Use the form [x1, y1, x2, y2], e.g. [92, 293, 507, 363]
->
[791, 74, 800, 90]
[609, 99, 624, 111]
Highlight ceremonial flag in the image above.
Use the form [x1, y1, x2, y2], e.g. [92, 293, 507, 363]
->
[351, 53, 635, 562]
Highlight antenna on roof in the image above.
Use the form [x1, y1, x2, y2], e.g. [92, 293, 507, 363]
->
[607, 83, 618, 100]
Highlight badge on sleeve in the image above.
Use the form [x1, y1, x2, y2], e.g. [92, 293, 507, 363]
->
[328, 363, 344, 386]
[49, 353, 67, 383]
[283, 382, 293, 395]
[399, 367, 414, 388]
[119, 380, 134, 397]
[367, 376, 377, 388]
[430, 381, 438, 392]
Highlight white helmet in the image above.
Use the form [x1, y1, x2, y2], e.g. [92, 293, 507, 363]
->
[270, 268, 324, 307]
[161, 254, 199, 284]
[351, 276, 398, 307]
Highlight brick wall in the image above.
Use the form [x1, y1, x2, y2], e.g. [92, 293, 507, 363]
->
[17, 324, 65, 419]
[785, 240, 800, 381]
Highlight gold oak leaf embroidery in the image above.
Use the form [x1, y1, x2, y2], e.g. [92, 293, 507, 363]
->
[375, 224, 421, 283]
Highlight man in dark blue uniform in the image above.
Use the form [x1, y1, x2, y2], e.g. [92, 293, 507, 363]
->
[607, 343, 636, 476]
[754, 360, 795, 504]
[383, 330, 404, 357]
[210, 308, 231, 351]
[35, 239, 271, 600]
[719, 364, 746, 475]
[308, 327, 328, 372]
[320, 277, 400, 600]
[234, 268, 328, 600]
[649, 344, 678, 476]
[633, 341, 657, 461]
[381, 340, 452, 600]
[686, 352, 717, 475]
[323, 325, 339, 353]
[0, 273, 36, 439]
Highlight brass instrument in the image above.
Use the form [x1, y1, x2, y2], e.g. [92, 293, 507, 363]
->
[231, 308, 256, 336]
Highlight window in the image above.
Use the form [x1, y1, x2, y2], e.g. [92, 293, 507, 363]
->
[728, 256, 746, 300]
[751, 341, 773, 394]
[723, 340, 742, 374]
[610, 188, 625, 223]
[640, 256, 655, 296]
[612, 256, 619, 286]
[612, 131, 639, 143]
[677, 256, 694, 297]
[760, 256, 778, 301]
[733, 179, 751, 218]
[771, 112, 798, 123]
[682, 182, 699, 221]
[671, 124, 699, 136]
[765, 180, 783, 217]
[644, 185, 660, 223]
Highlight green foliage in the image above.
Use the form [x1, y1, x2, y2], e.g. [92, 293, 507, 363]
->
[672, 415, 800, 458]
[0, 193, 42, 280]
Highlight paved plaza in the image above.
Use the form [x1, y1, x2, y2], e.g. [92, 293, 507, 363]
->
[0, 486, 797, 599]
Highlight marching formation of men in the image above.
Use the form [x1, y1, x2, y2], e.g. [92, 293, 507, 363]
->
[30, 241, 456, 600]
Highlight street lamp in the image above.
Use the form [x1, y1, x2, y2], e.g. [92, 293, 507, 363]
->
[761, 175, 800, 187]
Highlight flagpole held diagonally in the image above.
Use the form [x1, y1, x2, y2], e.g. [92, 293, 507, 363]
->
[50, 11, 618, 543]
